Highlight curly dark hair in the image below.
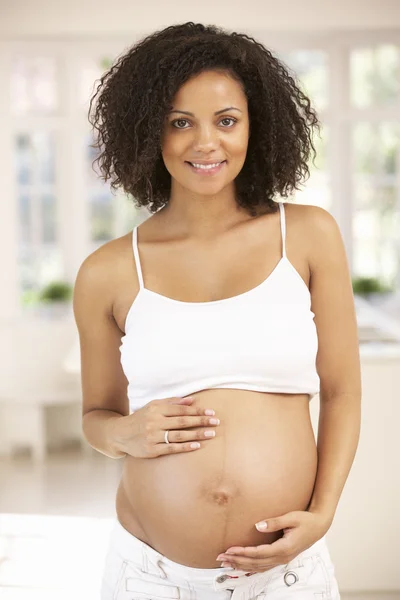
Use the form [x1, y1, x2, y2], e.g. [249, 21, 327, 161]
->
[88, 22, 321, 217]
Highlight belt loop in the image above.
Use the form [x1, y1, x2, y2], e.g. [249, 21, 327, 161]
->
[141, 543, 149, 573]
[142, 543, 168, 579]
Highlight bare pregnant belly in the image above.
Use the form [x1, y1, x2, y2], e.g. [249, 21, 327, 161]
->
[115, 389, 318, 568]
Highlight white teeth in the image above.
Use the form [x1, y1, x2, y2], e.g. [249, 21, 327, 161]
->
[190, 162, 223, 170]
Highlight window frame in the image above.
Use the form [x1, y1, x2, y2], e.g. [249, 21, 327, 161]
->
[0, 30, 399, 317]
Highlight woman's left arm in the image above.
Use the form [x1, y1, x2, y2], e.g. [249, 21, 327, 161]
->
[305, 205, 362, 528]
[217, 206, 362, 570]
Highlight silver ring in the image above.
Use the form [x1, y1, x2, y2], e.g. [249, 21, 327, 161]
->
[164, 430, 170, 444]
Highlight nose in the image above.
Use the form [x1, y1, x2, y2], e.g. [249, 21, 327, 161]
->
[192, 125, 220, 152]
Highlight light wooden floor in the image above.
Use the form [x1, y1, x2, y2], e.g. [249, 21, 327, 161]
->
[0, 446, 398, 600]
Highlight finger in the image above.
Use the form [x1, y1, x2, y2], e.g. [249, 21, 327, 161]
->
[222, 555, 261, 568]
[168, 396, 195, 404]
[221, 561, 271, 574]
[161, 427, 216, 444]
[156, 441, 202, 455]
[168, 414, 219, 430]
[222, 557, 281, 572]
[163, 403, 205, 417]
[221, 545, 265, 560]
[221, 538, 291, 560]
[220, 543, 293, 571]
[255, 512, 301, 533]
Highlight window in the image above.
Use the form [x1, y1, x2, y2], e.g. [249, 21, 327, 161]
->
[350, 44, 400, 286]
[4, 36, 399, 313]
[279, 49, 331, 210]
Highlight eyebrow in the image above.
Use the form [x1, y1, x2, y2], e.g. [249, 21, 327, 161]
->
[168, 106, 242, 116]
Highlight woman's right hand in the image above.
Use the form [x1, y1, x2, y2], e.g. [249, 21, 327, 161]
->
[111, 396, 220, 458]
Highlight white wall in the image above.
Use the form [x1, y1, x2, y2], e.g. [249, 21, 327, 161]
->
[0, 315, 77, 397]
[313, 357, 400, 591]
[0, 0, 399, 38]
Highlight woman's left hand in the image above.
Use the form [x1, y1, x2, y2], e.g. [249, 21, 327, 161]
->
[216, 510, 331, 573]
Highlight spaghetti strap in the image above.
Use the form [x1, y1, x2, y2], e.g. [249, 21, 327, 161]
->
[120, 199, 319, 412]
[278, 202, 287, 258]
[132, 226, 144, 289]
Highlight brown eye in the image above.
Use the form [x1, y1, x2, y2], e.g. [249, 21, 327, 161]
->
[171, 117, 237, 129]
[220, 118, 237, 127]
[172, 119, 189, 129]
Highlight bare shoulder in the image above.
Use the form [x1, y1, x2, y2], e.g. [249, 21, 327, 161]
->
[73, 233, 135, 419]
[283, 201, 337, 231]
[73, 233, 132, 320]
[285, 203, 361, 400]
[283, 202, 342, 268]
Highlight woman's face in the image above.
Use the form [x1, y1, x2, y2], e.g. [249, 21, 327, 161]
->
[161, 70, 250, 195]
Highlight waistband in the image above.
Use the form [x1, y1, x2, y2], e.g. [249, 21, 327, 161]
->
[109, 518, 328, 585]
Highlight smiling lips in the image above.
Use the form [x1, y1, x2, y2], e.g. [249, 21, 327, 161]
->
[186, 160, 226, 175]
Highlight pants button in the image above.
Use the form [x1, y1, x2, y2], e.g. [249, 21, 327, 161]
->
[284, 571, 299, 586]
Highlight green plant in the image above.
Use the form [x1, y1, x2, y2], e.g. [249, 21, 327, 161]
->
[39, 281, 73, 303]
[352, 276, 393, 295]
[21, 288, 41, 307]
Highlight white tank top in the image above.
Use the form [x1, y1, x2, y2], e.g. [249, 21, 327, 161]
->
[119, 201, 320, 411]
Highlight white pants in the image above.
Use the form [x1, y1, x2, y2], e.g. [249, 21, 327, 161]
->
[101, 519, 340, 599]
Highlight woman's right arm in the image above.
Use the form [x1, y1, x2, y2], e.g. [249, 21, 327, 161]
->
[73, 248, 129, 459]
[73, 243, 221, 460]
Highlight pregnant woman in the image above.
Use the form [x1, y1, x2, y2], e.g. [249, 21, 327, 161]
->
[73, 22, 361, 599]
